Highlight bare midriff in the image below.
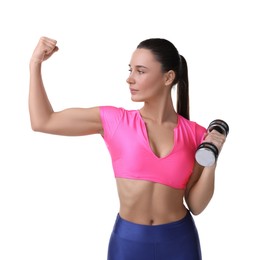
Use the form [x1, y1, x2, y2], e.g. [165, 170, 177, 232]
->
[116, 178, 188, 226]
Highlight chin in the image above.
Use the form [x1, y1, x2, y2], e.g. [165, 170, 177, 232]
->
[130, 94, 145, 102]
[131, 97, 144, 102]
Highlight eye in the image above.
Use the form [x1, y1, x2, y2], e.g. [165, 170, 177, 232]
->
[138, 70, 144, 74]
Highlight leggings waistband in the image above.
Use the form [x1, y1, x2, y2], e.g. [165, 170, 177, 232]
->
[112, 210, 196, 243]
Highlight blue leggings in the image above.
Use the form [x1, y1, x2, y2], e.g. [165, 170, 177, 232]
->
[107, 211, 202, 260]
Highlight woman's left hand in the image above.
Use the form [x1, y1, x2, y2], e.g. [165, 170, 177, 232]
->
[203, 129, 226, 153]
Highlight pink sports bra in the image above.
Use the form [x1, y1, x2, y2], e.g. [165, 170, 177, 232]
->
[99, 106, 206, 189]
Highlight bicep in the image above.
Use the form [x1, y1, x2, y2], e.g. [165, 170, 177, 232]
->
[42, 106, 103, 136]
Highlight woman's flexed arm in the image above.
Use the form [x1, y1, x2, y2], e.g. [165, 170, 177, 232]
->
[185, 130, 227, 215]
[29, 37, 103, 136]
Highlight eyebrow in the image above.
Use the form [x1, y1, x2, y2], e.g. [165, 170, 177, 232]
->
[128, 64, 149, 69]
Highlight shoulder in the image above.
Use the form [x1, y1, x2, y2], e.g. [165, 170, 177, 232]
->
[99, 105, 138, 126]
[178, 115, 206, 143]
[99, 106, 137, 140]
[99, 106, 124, 119]
[178, 115, 206, 132]
[99, 106, 137, 119]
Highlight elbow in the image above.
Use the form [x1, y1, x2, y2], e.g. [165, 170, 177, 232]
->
[30, 120, 45, 132]
[29, 115, 51, 133]
[186, 187, 215, 216]
[186, 196, 210, 216]
[31, 123, 41, 132]
[189, 207, 205, 216]
[187, 199, 212, 216]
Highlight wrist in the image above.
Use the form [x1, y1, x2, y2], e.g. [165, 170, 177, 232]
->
[30, 58, 42, 70]
[30, 57, 43, 65]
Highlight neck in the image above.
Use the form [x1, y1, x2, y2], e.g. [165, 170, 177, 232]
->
[140, 94, 177, 124]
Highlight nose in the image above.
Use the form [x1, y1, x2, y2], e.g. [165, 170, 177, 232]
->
[126, 75, 135, 85]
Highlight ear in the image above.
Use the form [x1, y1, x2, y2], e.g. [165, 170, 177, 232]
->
[164, 70, 176, 86]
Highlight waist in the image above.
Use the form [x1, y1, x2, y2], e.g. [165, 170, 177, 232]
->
[112, 210, 195, 243]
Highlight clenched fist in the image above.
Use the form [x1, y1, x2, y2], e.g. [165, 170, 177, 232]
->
[30, 36, 59, 64]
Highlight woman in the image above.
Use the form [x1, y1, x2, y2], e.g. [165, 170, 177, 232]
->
[29, 37, 226, 259]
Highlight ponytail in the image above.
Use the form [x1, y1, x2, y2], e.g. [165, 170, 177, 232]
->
[177, 55, 190, 120]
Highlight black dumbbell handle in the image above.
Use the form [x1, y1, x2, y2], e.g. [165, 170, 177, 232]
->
[208, 119, 229, 136]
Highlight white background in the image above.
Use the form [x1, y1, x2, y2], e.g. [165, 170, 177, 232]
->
[0, 0, 260, 259]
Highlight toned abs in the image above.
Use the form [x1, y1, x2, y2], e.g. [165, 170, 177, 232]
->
[116, 178, 187, 225]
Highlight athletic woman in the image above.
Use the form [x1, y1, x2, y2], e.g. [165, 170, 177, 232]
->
[29, 36, 226, 259]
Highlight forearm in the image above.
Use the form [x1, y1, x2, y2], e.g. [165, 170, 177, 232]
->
[186, 164, 216, 215]
[29, 61, 54, 131]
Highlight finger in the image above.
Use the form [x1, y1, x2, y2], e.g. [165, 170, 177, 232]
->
[42, 41, 58, 56]
[40, 37, 58, 51]
[204, 132, 226, 148]
[41, 36, 57, 45]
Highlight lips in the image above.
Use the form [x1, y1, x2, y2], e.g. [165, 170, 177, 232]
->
[130, 88, 138, 94]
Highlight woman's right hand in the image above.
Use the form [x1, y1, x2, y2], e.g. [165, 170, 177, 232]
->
[30, 36, 59, 64]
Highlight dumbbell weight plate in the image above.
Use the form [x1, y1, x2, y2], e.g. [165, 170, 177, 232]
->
[195, 142, 218, 167]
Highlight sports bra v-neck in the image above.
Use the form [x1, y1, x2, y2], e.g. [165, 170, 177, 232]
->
[136, 111, 175, 159]
[99, 106, 206, 189]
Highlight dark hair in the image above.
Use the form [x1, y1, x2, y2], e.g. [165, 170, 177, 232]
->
[137, 38, 189, 120]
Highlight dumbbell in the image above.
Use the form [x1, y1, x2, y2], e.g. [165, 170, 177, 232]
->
[195, 119, 229, 167]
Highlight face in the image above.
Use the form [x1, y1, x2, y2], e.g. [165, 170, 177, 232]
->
[126, 48, 167, 102]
